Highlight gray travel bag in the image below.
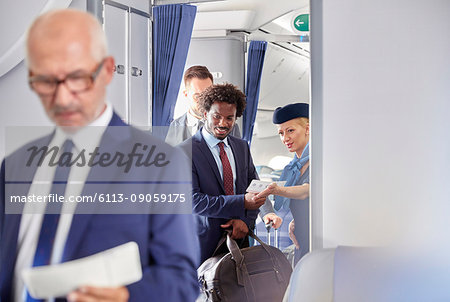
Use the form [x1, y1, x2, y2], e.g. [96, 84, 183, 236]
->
[197, 230, 292, 302]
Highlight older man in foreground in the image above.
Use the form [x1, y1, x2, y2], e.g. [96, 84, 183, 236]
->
[0, 9, 198, 302]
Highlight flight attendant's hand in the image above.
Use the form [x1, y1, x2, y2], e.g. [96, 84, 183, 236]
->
[263, 213, 283, 229]
[289, 220, 300, 249]
[255, 182, 279, 199]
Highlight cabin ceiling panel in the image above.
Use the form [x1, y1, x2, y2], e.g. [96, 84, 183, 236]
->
[154, 0, 308, 31]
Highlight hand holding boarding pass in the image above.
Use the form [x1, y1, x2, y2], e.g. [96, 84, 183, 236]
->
[246, 180, 286, 194]
[22, 242, 142, 300]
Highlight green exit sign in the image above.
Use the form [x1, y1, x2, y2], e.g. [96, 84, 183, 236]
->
[293, 14, 309, 32]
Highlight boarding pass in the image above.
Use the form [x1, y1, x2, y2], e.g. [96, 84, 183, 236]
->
[22, 242, 142, 299]
[246, 180, 287, 193]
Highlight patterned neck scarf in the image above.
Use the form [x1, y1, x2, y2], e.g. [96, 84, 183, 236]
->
[274, 142, 309, 210]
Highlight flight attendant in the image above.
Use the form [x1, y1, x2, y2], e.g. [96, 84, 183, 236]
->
[256, 103, 310, 264]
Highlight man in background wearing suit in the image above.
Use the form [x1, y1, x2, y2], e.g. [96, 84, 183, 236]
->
[165, 66, 241, 146]
[179, 83, 279, 264]
[0, 9, 198, 302]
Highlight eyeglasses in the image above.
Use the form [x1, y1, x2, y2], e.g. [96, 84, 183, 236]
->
[28, 59, 105, 96]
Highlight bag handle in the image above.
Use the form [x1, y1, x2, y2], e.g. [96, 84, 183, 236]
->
[224, 231, 257, 302]
[212, 228, 270, 257]
[224, 230, 284, 283]
[211, 231, 229, 257]
[213, 229, 286, 284]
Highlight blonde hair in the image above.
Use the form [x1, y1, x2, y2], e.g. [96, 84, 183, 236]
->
[294, 117, 309, 128]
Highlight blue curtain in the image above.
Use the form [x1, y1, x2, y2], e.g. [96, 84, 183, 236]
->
[242, 41, 268, 145]
[152, 4, 196, 136]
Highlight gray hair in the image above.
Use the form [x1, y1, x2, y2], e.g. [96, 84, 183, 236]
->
[25, 9, 108, 66]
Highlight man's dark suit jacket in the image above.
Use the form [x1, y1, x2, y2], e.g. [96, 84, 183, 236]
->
[165, 112, 241, 146]
[0, 112, 199, 301]
[179, 129, 258, 263]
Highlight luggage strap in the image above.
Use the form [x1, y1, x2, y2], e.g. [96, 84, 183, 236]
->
[225, 231, 257, 302]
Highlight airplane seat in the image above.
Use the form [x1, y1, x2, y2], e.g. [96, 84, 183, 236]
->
[282, 248, 334, 302]
[283, 246, 450, 302]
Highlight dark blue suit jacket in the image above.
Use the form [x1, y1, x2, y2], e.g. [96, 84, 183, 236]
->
[179, 130, 258, 263]
[0, 112, 199, 301]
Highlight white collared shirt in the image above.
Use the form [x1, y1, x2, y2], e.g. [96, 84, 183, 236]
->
[186, 109, 203, 136]
[201, 127, 237, 193]
[13, 103, 113, 301]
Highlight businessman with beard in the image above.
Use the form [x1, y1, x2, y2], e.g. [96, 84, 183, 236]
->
[179, 83, 278, 263]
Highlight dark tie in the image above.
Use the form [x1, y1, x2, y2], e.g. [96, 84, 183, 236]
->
[27, 139, 73, 301]
[218, 142, 234, 195]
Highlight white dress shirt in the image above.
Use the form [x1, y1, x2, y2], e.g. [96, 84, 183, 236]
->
[186, 109, 203, 136]
[201, 127, 237, 193]
[13, 103, 113, 301]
